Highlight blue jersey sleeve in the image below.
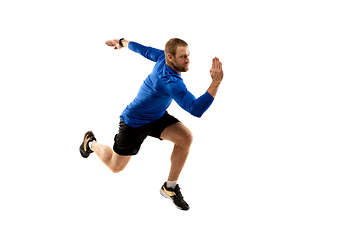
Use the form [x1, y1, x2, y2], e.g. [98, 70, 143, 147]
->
[128, 42, 164, 62]
[164, 78, 214, 117]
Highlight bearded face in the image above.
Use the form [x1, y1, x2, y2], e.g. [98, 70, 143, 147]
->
[168, 46, 190, 73]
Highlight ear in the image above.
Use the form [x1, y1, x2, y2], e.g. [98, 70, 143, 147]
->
[167, 53, 174, 62]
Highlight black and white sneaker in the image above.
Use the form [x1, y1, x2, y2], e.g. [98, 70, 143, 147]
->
[160, 182, 190, 211]
[79, 131, 97, 158]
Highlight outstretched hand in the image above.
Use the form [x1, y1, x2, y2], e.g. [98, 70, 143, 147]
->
[105, 39, 122, 50]
[210, 57, 223, 83]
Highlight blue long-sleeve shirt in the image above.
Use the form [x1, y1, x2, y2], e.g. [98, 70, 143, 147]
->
[120, 42, 214, 127]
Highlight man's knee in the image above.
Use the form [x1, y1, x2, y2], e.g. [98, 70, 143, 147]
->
[178, 130, 193, 148]
[111, 165, 126, 173]
[110, 155, 131, 173]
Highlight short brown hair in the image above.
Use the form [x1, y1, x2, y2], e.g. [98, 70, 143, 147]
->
[165, 38, 188, 59]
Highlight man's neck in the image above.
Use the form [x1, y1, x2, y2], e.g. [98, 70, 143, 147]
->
[166, 62, 181, 75]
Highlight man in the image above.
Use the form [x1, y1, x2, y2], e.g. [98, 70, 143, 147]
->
[79, 38, 223, 210]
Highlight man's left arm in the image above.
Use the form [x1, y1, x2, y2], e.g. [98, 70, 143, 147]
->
[165, 80, 214, 118]
[165, 57, 224, 117]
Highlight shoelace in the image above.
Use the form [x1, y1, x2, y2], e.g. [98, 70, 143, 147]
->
[174, 186, 184, 200]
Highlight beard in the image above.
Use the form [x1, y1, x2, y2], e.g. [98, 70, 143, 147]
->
[173, 62, 189, 73]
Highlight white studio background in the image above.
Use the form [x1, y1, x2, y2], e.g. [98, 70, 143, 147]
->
[1, 0, 359, 239]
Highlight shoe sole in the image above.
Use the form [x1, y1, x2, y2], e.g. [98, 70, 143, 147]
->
[79, 144, 90, 158]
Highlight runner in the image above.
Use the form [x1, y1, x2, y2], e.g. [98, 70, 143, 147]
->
[80, 38, 224, 210]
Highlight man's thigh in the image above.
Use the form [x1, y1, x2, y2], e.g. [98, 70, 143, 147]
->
[160, 122, 193, 145]
[148, 111, 180, 140]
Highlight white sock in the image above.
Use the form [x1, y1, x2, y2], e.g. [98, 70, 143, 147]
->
[89, 141, 96, 151]
[166, 180, 178, 189]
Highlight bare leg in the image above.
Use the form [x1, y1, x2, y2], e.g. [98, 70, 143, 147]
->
[160, 122, 193, 181]
[91, 142, 131, 173]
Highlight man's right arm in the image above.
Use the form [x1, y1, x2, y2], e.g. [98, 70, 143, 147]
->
[105, 39, 163, 62]
[121, 39, 130, 48]
[105, 39, 129, 49]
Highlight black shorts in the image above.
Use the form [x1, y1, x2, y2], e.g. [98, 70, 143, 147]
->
[113, 111, 180, 156]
